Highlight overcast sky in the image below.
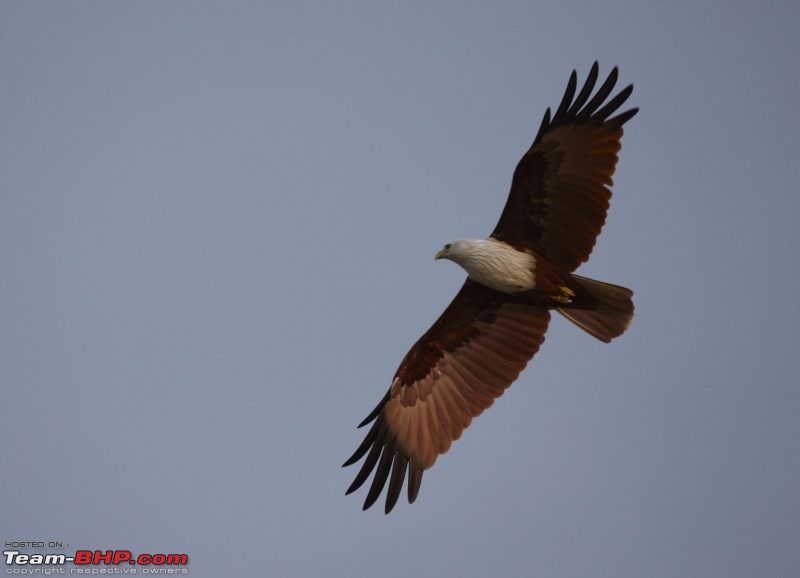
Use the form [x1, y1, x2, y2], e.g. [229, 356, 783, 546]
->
[2, 2, 799, 577]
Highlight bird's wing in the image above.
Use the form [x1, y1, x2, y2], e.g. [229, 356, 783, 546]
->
[490, 62, 638, 272]
[343, 279, 550, 513]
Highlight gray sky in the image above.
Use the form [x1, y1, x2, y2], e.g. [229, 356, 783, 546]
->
[2, 2, 799, 577]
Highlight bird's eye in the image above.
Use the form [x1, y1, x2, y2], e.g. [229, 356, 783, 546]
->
[445, 243, 451, 250]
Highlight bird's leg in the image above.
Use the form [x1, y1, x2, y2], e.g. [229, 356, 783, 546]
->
[550, 285, 575, 304]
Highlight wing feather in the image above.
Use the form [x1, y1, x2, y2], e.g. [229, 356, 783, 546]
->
[564, 62, 600, 117]
[491, 62, 637, 271]
[344, 280, 550, 513]
[385, 452, 407, 513]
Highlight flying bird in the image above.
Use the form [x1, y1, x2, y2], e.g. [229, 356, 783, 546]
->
[344, 63, 637, 514]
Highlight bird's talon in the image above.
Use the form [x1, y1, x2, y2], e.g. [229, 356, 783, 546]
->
[551, 286, 575, 304]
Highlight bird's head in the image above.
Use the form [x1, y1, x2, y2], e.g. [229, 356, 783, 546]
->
[434, 242, 454, 261]
[435, 239, 483, 262]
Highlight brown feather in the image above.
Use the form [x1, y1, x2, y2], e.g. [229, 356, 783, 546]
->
[344, 280, 550, 512]
[491, 65, 637, 272]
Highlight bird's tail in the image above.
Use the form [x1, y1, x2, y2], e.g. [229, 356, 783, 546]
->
[556, 275, 634, 343]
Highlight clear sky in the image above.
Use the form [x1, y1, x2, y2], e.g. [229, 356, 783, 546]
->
[2, 2, 799, 577]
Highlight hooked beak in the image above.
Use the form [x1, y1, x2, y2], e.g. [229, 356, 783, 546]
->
[434, 248, 447, 261]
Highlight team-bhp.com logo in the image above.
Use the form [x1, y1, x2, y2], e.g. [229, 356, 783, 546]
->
[4, 549, 189, 574]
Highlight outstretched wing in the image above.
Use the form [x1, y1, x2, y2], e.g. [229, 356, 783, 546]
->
[343, 280, 550, 513]
[491, 62, 638, 272]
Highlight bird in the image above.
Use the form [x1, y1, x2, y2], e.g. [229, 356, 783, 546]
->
[343, 62, 637, 514]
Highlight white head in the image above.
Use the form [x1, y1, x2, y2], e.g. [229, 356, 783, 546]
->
[434, 239, 483, 265]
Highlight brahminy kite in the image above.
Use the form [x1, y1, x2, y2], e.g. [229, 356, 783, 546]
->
[344, 63, 637, 513]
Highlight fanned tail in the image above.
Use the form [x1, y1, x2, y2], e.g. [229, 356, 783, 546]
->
[556, 275, 633, 343]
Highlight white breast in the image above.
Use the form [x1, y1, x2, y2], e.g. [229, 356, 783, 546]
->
[446, 238, 536, 294]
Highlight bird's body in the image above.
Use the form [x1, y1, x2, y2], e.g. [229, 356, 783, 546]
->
[344, 63, 638, 513]
[436, 237, 633, 340]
